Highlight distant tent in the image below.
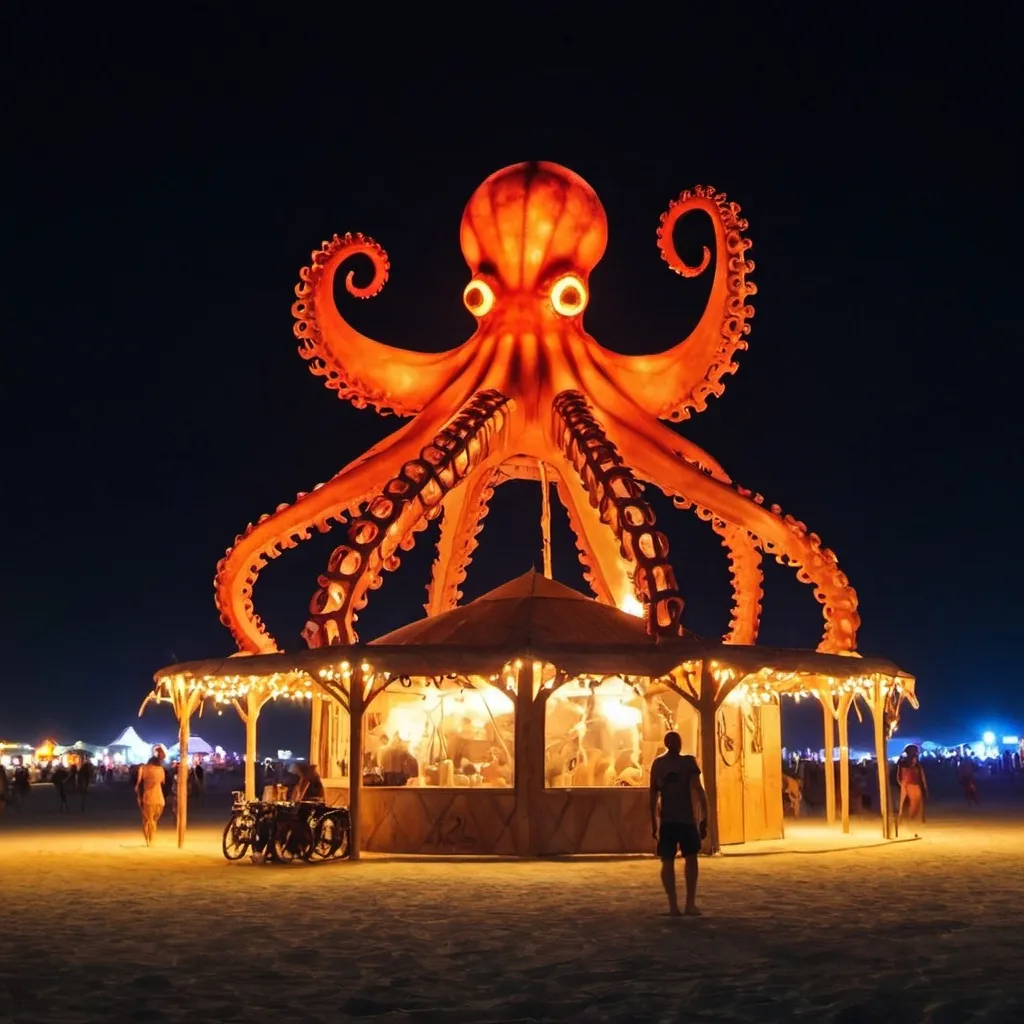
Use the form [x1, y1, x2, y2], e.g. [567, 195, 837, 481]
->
[109, 725, 158, 762]
[56, 740, 103, 756]
[886, 736, 924, 758]
[168, 735, 213, 757]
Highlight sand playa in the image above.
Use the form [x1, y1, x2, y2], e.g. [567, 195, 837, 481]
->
[1, 775, 1022, 1023]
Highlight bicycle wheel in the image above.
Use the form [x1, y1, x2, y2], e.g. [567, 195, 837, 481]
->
[316, 815, 351, 860]
[332, 822, 351, 860]
[222, 816, 251, 860]
[306, 815, 341, 860]
[273, 822, 312, 862]
[304, 819, 328, 861]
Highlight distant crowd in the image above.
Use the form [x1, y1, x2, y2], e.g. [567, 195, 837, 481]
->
[781, 745, 1019, 820]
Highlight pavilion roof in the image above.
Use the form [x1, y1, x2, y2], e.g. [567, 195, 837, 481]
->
[152, 570, 913, 688]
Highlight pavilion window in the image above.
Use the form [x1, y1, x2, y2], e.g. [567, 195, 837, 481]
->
[545, 677, 656, 788]
[362, 677, 514, 788]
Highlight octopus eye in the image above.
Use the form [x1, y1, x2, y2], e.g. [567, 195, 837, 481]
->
[550, 274, 588, 317]
[463, 279, 496, 317]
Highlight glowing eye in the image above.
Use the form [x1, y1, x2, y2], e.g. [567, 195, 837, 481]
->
[550, 274, 588, 316]
[463, 279, 495, 316]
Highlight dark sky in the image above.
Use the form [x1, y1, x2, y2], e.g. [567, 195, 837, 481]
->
[2, 16, 1016, 752]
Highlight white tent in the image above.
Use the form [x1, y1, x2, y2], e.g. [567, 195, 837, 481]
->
[56, 740, 103, 756]
[167, 735, 213, 757]
[109, 726, 157, 763]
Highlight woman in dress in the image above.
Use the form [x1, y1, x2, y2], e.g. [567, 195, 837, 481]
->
[135, 754, 167, 846]
[896, 744, 929, 823]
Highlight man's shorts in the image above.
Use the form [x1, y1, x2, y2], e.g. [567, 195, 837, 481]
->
[657, 821, 701, 859]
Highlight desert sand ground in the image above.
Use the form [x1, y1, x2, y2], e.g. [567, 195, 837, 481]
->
[1, 771, 1022, 1023]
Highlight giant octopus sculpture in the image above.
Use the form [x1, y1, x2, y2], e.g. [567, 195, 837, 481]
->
[214, 161, 859, 655]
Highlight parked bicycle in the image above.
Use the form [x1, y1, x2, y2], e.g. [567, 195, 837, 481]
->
[221, 792, 351, 863]
[306, 804, 352, 861]
[222, 791, 276, 861]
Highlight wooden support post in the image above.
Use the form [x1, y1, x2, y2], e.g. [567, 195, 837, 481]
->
[176, 712, 190, 849]
[823, 697, 836, 826]
[838, 693, 852, 834]
[309, 697, 323, 778]
[348, 672, 364, 860]
[698, 663, 721, 854]
[873, 679, 891, 839]
[538, 461, 553, 579]
[513, 661, 536, 856]
[244, 700, 261, 801]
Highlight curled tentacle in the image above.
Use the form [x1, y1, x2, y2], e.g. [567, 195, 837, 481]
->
[293, 232, 470, 417]
[214, 422, 431, 654]
[552, 390, 684, 636]
[424, 462, 502, 615]
[590, 186, 756, 422]
[305, 390, 514, 646]
[554, 464, 636, 610]
[213, 352, 497, 654]
[600, 406, 859, 653]
[712, 520, 764, 645]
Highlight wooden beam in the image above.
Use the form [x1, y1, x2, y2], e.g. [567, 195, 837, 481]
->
[700, 663, 721, 854]
[538, 461, 553, 579]
[823, 696, 836, 826]
[513, 661, 534, 856]
[872, 678, 891, 839]
[176, 704, 190, 849]
[348, 672, 364, 860]
[495, 456, 564, 484]
[838, 693, 852, 834]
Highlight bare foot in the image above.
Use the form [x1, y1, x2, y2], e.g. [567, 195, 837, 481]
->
[684, 906, 702, 917]
[668, 905, 682, 917]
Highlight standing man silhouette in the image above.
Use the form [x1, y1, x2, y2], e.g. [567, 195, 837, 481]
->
[650, 731, 709, 916]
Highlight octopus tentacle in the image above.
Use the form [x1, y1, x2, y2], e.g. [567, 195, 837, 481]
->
[552, 390, 684, 636]
[213, 413, 453, 654]
[712, 521, 764, 644]
[293, 232, 471, 416]
[424, 461, 502, 616]
[623, 433, 762, 644]
[212, 345, 499, 655]
[604, 409, 859, 653]
[589, 186, 756, 422]
[305, 390, 514, 646]
[558, 360, 759, 634]
[553, 463, 636, 609]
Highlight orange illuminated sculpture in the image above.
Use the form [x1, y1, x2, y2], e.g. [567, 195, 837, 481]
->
[214, 161, 858, 657]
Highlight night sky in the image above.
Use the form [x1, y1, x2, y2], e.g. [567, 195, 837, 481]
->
[3, 17, 1016, 752]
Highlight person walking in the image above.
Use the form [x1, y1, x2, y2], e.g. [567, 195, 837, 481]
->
[13, 765, 30, 808]
[192, 761, 205, 808]
[135, 754, 167, 846]
[896, 744, 929, 822]
[957, 756, 979, 806]
[78, 758, 94, 811]
[650, 731, 709, 917]
[52, 764, 70, 813]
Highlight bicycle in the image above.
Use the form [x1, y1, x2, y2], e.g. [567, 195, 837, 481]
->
[270, 801, 316, 862]
[305, 804, 352, 861]
[222, 791, 275, 861]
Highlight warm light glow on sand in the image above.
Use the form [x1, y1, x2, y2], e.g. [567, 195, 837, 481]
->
[3, 805, 1021, 1020]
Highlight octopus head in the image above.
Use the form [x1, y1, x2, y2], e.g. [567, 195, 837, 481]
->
[460, 161, 608, 325]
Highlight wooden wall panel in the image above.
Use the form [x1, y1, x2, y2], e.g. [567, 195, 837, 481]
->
[715, 704, 746, 845]
[741, 702, 767, 841]
[537, 789, 651, 855]
[359, 788, 518, 855]
[760, 702, 784, 839]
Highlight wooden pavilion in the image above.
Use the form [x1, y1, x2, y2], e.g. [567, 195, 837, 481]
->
[150, 570, 916, 854]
